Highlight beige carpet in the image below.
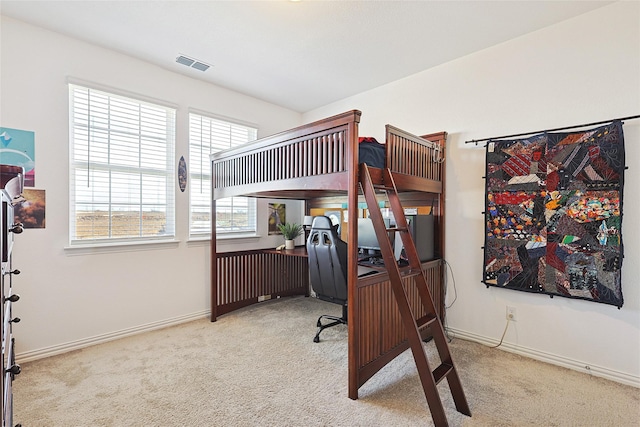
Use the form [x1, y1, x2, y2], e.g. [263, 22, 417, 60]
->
[15, 296, 640, 426]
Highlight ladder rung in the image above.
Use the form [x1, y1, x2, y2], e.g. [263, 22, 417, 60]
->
[373, 184, 394, 191]
[400, 268, 423, 279]
[416, 313, 438, 329]
[432, 362, 454, 385]
[387, 227, 408, 233]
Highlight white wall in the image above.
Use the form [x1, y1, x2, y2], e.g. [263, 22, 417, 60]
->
[0, 17, 304, 360]
[305, 2, 640, 387]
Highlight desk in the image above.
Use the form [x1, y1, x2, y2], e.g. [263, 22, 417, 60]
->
[212, 246, 443, 321]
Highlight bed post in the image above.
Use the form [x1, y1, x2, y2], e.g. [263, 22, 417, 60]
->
[347, 113, 361, 400]
[438, 133, 447, 320]
[211, 163, 218, 322]
[422, 131, 447, 320]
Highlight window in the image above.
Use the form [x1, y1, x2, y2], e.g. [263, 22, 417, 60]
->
[189, 113, 257, 237]
[69, 84, 176, 244]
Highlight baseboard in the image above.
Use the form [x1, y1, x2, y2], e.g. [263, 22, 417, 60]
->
[446, 326, 640, 389]
[17, 310, 211, 363]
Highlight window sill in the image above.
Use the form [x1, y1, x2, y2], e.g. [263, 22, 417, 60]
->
[188, 234, 262, 244]
[64, 239, 180, 255]
[217, 233, 261, 241]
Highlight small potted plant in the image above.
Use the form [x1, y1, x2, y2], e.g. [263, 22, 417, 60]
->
[277, 222, 303, 250]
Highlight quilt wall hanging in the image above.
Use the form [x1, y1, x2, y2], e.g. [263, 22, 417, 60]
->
[483, 121, 625, 307]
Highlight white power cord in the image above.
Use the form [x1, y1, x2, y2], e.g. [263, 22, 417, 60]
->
[489, 318, 511, 349]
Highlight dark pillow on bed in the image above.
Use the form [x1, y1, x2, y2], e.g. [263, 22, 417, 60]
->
[358, 137, 385, 168]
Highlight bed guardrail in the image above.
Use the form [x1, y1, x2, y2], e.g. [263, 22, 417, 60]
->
[386, 125, 445, 182]
[214, 130, 347, 188]
[212, 110, 361, 192]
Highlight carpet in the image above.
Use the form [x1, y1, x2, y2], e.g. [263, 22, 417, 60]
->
[14, 296, 640, 426]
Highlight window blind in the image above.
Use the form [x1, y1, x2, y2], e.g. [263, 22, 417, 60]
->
[69, 84, 176, 243]
[188, 113, 257, 236]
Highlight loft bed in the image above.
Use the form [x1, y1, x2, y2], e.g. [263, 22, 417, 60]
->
[210, 110, 447, 401]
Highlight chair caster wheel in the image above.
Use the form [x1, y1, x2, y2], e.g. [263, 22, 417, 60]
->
[313, 336, 320, 343]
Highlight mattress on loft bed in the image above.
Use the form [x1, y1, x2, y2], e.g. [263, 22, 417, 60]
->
[358, 137, 385, 168]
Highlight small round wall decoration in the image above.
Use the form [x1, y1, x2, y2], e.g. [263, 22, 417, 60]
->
[178, 156, 187, 192]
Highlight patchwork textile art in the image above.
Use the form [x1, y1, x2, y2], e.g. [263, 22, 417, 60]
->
[483, 121, 625, 307]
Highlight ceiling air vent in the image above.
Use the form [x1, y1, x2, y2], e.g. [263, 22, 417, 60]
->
[176, 54, 211, 72]
[191, 61, 210, 72]
[176, 55, 195, 66]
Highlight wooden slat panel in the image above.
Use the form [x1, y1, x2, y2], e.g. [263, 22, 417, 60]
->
[385, 125, 443, 183]
[355, 262, 443, 375]
[213, 128, 349, 191]
[215, 250, 309, 315]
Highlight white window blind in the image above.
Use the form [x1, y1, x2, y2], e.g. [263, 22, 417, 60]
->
[189, 113, 257, 236]
[69, 84, 176, 244]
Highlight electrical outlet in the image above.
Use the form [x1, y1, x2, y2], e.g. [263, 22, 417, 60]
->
[506, 306, 517, 322]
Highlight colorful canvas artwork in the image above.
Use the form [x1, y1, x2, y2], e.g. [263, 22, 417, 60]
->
[268, 203, 286, 235]
[0, 127, 35, 186]
[14, 188, 46, 229]
[483, 121, 625, 307]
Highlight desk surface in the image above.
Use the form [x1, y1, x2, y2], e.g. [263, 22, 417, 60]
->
[263, 246, 308, 257]
[263, 247, 389, 279]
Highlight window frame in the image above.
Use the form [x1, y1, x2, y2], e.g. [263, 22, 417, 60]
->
[188, 111, 258, 238]
[68, 82, 177, 246]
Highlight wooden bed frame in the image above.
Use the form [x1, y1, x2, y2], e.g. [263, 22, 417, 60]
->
[210, 110, 447, 400]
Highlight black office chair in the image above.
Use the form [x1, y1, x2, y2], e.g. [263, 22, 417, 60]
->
[307, 216, 348, 343]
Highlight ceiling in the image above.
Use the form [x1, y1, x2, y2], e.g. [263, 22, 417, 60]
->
[0, 0, 614, 113]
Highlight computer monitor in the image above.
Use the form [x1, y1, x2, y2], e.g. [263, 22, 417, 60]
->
[357, 217, 392, 254]
[394, 214, 435, 262]
[357, 218, 379, 251]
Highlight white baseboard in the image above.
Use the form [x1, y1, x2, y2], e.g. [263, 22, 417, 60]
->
[445, 326, 640, 389]
[17, 310, 211, 363]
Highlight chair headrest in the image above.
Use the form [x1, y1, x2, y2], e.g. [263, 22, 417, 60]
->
[310, 216, 333, 231]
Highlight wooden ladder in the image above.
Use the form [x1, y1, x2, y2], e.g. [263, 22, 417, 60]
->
[359, 164, 471, 426]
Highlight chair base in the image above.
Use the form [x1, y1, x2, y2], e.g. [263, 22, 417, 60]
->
[313, 305, 347, 343]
